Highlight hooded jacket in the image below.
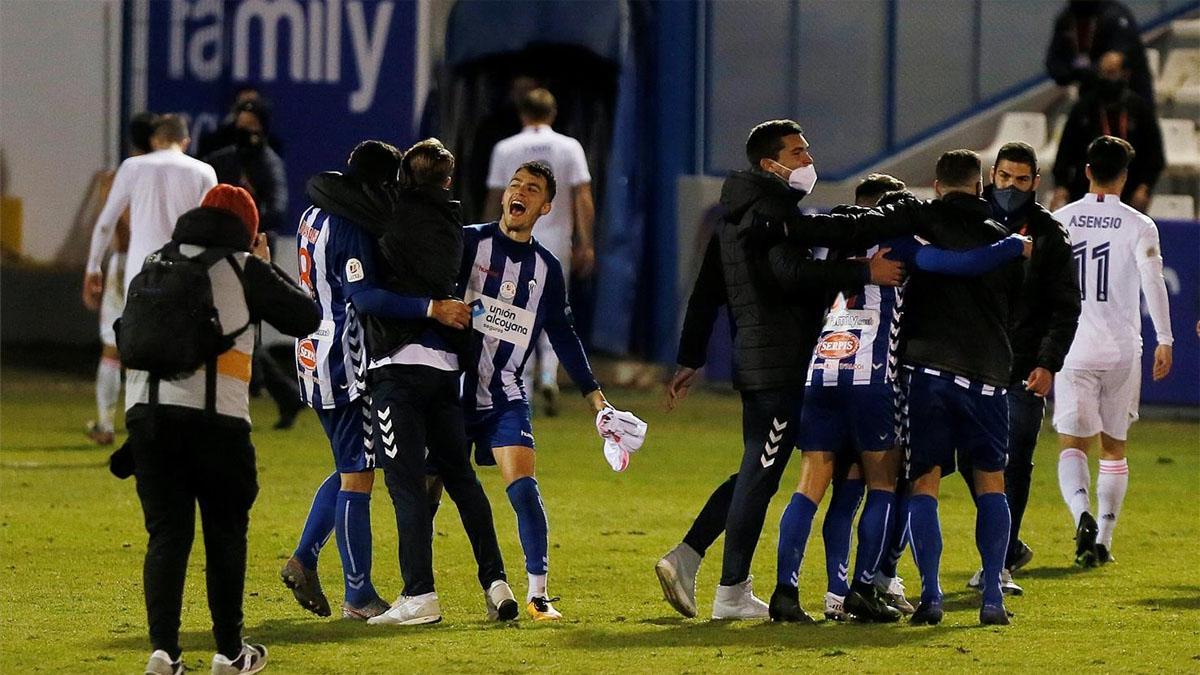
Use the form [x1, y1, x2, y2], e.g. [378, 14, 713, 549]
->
[125, 206, 319, 427]
[306, 172, 469, 361]
[896, 193, 1023, 387]
[710, 169, 912, 390]
[985, 185, 1081, 383]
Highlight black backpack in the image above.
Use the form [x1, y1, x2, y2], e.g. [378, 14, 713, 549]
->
[115, 242, 250, 412]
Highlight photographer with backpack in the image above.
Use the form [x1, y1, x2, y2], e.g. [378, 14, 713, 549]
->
[119, 185, 319, 675]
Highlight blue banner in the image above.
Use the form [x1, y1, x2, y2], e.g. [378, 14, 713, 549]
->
[124, 0, 418, 231]
[1141, 219, 1199, 407]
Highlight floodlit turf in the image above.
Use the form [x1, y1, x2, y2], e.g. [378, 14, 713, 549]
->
[1, 367, 1197, 673]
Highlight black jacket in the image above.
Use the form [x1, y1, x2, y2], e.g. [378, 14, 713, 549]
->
[204, 145, 289, 234]
[985, 186, 1081, 383]
[693, 170, 912, 390]
[1052, 87, 1165, 202]
[894, 193, 1022, 387]
[1045, 1, 1154, 111]
[306, 172, 469, 361]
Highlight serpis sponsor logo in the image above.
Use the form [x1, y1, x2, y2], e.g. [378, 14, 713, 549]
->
[817, 332, 860, 359]
[297, 339, 318, 370]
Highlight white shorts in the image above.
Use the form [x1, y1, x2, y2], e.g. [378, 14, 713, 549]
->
[98, 252, 126, 347]
[1052, 363, 1141, 441]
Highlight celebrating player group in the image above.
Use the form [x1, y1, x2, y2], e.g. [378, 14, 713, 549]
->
[653, 122, 1171, 627]
[280, 120, 1171, 633]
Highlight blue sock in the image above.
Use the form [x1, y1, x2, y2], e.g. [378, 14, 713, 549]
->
[853, 489, 896, 585]
[336, 490, 377, 607]
[507, 477, 549, 576]
[907, 494, 943, 604]
[816, 475, 864, 590]
[822, 478, 863, 596]
[976, 492, 1011, 607]
[776, 493, 819, 589]
[294, 472, 339, 569]
[879, 492, 910, 579]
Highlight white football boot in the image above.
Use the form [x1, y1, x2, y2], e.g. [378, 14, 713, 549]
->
[367, 592, 442, 626]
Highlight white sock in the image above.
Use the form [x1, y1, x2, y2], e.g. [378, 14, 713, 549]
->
[95, 356, 122, 433]
[1058, 448, 1092, 526]
[1096, 459, 1129, 548]
[527, 573, 547, 601]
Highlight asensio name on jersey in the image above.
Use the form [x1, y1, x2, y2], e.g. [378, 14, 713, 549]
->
[458, 223, 598, 411]
[294, 205, 372, 408]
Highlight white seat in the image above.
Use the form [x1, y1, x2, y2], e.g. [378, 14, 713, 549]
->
[979, 112, 1048, 166]
[1147, 194, 1196, 221]
[1146, 48, 1161, 84]
[1160, 118, 1200, 171]
[1157, 49, 1200, 105]
[1171, 18, 1200, 39]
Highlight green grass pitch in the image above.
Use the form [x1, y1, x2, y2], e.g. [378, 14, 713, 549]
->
[1, 367, 1197, 672]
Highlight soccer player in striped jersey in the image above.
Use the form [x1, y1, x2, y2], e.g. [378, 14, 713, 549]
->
[282, 142, 435, 621]
[772, 176, 1031, 623]
[457, 161, 613, 620]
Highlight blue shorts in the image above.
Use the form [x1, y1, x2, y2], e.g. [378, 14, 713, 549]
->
[315, 398, 375, 473]
[466, 402, 536, 466]
[902, 369, 1008, 478]
[797, 383, 897, 455]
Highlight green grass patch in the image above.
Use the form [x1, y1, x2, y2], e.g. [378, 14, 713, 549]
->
[1, 368, 1197, 672]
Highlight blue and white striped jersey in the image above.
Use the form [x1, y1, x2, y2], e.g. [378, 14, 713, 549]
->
[459, 223, 599, 411]
[806, 238, 920, 387]
[294, 206, 374, 409]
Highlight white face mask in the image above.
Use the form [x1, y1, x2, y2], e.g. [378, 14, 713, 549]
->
[771, 161, 818, 195]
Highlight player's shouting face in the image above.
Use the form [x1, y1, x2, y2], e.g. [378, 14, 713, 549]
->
[502, 168, 553, 235]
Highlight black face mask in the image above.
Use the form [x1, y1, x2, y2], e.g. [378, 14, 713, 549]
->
[234, 127, 264, 151]
[1097, 78, 1127, 103]
[992, 186, 1033, 215]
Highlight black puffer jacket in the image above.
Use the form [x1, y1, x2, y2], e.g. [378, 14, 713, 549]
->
[897, 193, 1022, 387]
[985, 185, 1081, 384]
[715, 169, 913, 391]
[306, 172, 469, 360]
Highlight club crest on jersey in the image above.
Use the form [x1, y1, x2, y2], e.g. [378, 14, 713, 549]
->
[345, 258, 364, 282]
[817, 332, 860, 359]
[297, 339, 318, 371]
[500, 280, 517, 299]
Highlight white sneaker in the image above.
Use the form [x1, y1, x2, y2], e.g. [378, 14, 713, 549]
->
[967, 569, 1023, 596]
[823, 592, 848, 621]
[211, 643, 267, 675]
[655, 542, 702, 618]
[144, 649, 183, 675]
[485, 580, 519, 621]
[1000, 569, 1024, 596]
[711, 576, 770, 620]
[367, 592, 442, 626]
[873, 574, 915, 614]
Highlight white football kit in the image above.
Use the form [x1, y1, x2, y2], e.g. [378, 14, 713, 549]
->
[1051, 193, 1173, 439]
[86, 148, 218, 293]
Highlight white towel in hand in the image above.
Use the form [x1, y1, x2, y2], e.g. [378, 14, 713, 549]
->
[596, 407, 648, 472]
